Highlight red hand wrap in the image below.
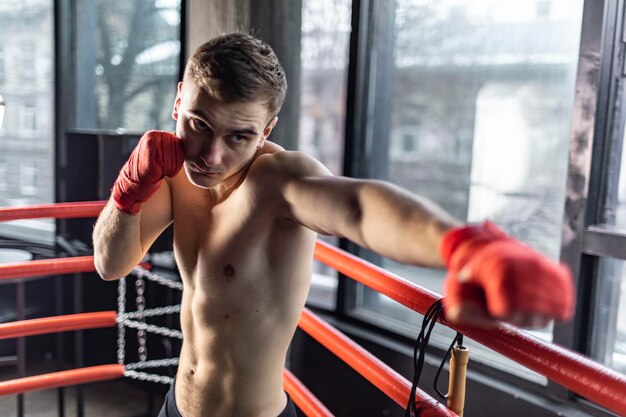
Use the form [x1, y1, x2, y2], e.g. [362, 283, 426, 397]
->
[111, 130, 184, 215]
[440, 221, 575, 320]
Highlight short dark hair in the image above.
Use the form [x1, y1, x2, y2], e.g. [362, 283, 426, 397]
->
[184, 33, 287, 118]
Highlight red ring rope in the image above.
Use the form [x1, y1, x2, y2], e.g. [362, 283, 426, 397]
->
[0, 256, 95, 281]
[0, 365, 125, 396]
[0, 310, 333, 417]
[0, 202, 338, 416]
[0, 311, 117, 340]
[4, 201, 623, 415]
[299, 308, 457, 417]
[0, 201, 105, 222]
[284, 369, 334, 417]
[314, 240, 626, 416]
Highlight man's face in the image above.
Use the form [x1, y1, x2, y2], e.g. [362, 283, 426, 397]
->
[172, 81, 277, 189]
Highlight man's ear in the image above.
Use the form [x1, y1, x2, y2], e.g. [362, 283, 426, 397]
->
[172, 82, 183, 120]
[258, 117, 278, 149]
[263, 117, 278, 138]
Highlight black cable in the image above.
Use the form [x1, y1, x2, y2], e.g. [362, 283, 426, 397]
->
[404, 299, 464, 417]
[433, 333, 464, 399]
[405, 299, 444, 417]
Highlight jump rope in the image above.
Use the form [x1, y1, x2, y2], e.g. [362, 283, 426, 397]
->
[404, 298, 465, 417]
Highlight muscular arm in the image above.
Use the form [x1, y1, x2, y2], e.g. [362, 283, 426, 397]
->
[93, 180, 173, 280]
[272, 151, 573, 328]
[279, 152, 460, 268]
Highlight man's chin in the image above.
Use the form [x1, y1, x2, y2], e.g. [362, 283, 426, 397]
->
[190, 175, 220, 189]
[190, 179, 214, 189]
[184, 165, 219, 189]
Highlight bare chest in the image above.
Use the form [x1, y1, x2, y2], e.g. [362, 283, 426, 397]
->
[167, 172, 316, 313]
[173, 187, 262, 278]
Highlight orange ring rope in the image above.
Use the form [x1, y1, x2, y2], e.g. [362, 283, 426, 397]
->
[0, 202, 335, 414]
[0, 311, 117, 340]
[315, 241, 439, 317]
[0, 364, 125, 396]
[3, 202, 623, 414]
[0, 310, 332, 416]
[314, 240, 626, 416]
[0, 201, 105, 222]
[299, 308, 458, 417]
[0, 256, 95, 281]
[283, 368, 334, 417]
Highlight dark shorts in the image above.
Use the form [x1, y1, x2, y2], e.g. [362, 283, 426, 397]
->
[157, 379, 297, 417]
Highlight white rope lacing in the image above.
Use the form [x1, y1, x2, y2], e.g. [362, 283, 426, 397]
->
[116, 265, 184, 384]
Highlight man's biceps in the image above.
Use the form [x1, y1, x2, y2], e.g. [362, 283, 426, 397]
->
[139, 198, 173, 247]
[140, 212, 172, 242]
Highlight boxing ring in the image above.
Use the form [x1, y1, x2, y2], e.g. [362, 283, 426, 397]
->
[0, 202, 625, 416]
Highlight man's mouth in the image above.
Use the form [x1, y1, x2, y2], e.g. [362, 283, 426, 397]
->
[192, 163, 221, 176]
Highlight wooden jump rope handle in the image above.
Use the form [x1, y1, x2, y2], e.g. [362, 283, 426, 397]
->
[447, 345, 469, 416]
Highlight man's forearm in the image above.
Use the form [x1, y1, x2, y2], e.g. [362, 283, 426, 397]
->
[353, 181, 461, 268]
[93, 199, 145, 280]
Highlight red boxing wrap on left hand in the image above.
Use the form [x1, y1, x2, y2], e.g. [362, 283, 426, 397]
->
[111, 130, 184, 215]
[440, 221, 575, 321]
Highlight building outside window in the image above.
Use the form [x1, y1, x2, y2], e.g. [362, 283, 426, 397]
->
[300, 0, 352, 310]
[73, 0, 182, 132]
[299, 0, 351, 176]
[0, 165, 7, 192]
[0, 0, 183, 244]
[0, 0, 54, 244]
[19, 41, 36, 81]
[19, 104, 36, 133]
[390, 126, 421, 161]
[590, 118, 626, 375]
[0, 45, 5, 85]
[19, 163, 38, 196]
[351, 0, 584, 382]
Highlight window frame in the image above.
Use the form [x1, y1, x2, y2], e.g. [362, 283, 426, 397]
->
[54, 0, 187, 236]
[553, 0, 626, 411]
[0, 1, 56, 246]
[335, 0, 624, 413]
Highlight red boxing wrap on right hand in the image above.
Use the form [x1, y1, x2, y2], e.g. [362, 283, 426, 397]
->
[111, 130, 184, 215]
[440, 221, 575, 322]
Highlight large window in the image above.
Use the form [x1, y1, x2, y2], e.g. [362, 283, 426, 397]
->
[299, 0, 351, 175]
[300, 0, 352, 310]
[591, 257, 626, 374]
[73, 0, 181, 132]
[0, 0, 182, 244]
[0, 0, 54, 244]
[0, 45, 5, 85]
[349, 0, 584, 381]
[589, 81, 626, 376]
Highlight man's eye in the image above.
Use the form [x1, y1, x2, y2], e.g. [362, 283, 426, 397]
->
[232, 134, 247, 143]
[192, 118, 208, 130]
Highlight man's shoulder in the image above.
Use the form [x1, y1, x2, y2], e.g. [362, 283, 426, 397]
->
[250, 145, 331, 179]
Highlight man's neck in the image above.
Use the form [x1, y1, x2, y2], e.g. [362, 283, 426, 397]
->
[205, 158, 256, 206]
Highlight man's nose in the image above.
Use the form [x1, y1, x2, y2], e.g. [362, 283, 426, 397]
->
[201, 137, 224, 166]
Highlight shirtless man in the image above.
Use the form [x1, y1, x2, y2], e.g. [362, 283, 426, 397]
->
[92, 33, 574, 417]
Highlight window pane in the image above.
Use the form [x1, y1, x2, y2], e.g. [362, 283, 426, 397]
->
[353, 0, 584, 380]
[614, 126, 626, 229]
[300, 0, 352, 309]
[0, 0, 54, 244]
[592, 257, 626, 374]
[73, 0, 181, 132]
[300, 0, 350, 175]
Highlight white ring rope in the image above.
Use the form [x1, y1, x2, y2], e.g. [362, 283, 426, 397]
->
[121, 305, 181, 319]
[122, 319, 184, 339]
[131, 266, 184, 291]
[117, 266, 184, 384]
[117, 277, 127, 365]
[124, 370, 174, 385]
[125, 358, 180, 370]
